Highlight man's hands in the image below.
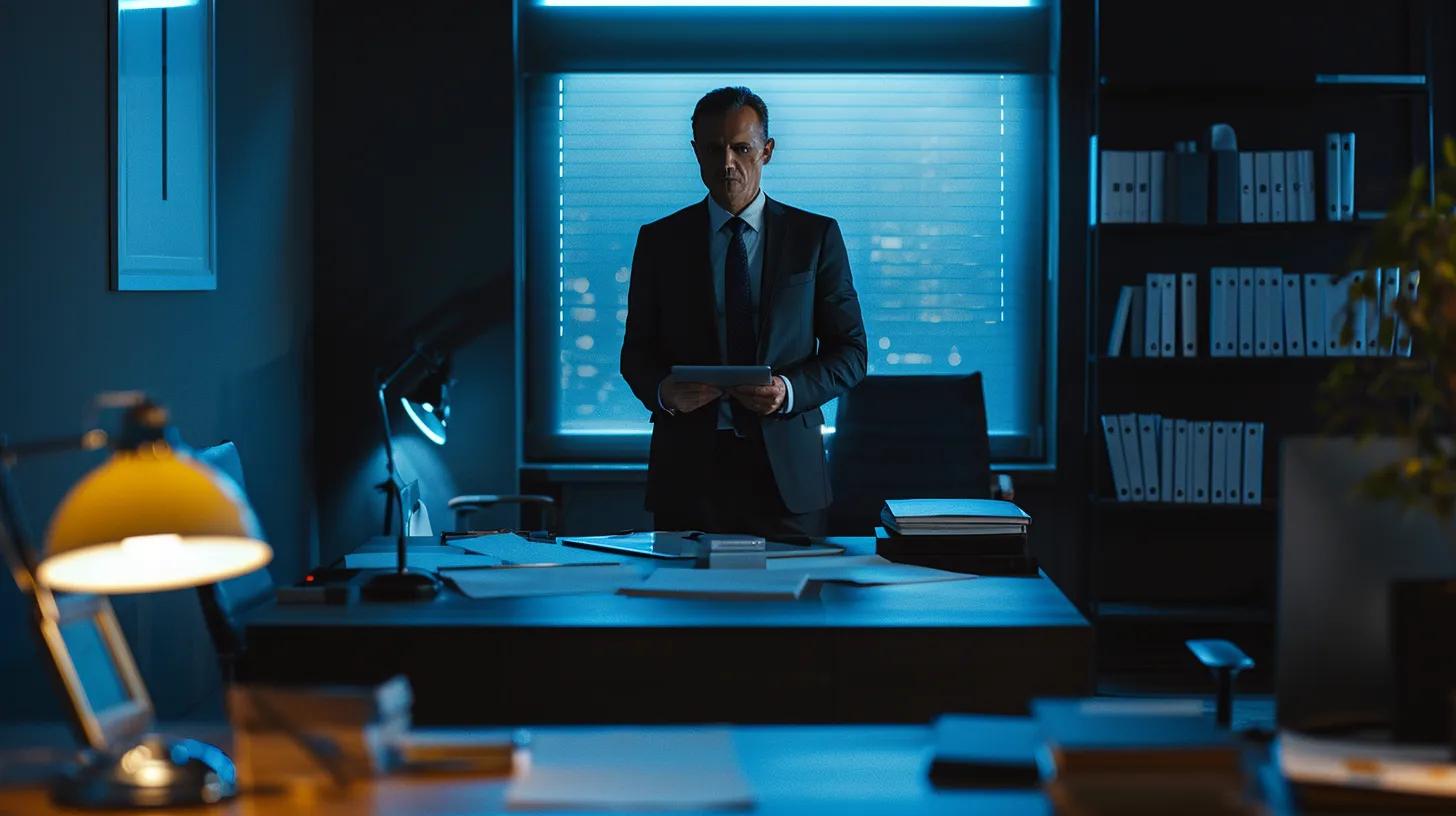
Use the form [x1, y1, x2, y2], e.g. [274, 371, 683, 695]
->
[659, 376, 722, 414]
[731, 376, 787, 415]
[659, 375, 788, 416]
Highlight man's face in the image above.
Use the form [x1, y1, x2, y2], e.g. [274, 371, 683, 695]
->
[692, 105, 774, 215]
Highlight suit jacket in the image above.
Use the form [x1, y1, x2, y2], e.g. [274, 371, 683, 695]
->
[621, 196, 867, 514]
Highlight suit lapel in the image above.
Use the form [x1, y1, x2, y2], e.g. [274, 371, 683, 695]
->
[757, 196, 789, 358]
[685, 200, 721, 363]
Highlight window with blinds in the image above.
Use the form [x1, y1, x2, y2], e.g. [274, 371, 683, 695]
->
[537, 72, 1047, 454]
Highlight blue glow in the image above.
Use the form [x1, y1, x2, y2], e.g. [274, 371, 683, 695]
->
[402, 399, 447, 445]
[119, 0, 199, 10]
[541, 0, 1036, 6]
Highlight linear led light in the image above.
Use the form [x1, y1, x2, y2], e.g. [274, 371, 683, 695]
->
[119, 0, 199, 9]
[541, 1, 1035, 7]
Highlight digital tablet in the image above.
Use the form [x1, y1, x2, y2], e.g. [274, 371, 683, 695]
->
[670, 365, 773, 387]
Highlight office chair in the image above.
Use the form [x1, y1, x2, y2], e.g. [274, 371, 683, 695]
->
[195, 441, 274, 682]
[827, 372, 1012, 535]
[447, 494, 557, 534]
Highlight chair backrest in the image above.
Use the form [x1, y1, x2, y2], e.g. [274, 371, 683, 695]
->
[195, 441, 274, 671]
[827, 373, 992, 535]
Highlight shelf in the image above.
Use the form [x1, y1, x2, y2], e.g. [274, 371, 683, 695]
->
[1091, 497, 1276, 513]
[1099, 75, 1427, 100]
[1094, 216, 1383, 235]
[1095, 601, 1273, 626]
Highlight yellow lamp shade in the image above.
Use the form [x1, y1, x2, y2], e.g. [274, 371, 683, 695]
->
[37, 442, 272, 593]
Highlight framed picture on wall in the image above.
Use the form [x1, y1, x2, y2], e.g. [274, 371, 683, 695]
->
[110, 0, 216, 292]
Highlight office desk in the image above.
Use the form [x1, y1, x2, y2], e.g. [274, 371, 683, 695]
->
[241, 538, 1092, 724]
[0, 724, 1047, 815]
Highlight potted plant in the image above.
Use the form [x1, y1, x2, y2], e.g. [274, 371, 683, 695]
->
[1320, 135, 1456, 742]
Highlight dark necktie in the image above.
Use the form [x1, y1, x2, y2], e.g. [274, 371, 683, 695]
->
[724, 217, 756, 436]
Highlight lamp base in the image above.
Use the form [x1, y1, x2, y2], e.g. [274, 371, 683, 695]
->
[360, 567, 441, 601]
[51, 735, 237, 809]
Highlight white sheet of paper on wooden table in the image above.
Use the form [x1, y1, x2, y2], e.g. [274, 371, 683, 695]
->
[451, 532, 623, 565]
[617, 569, 809, 601]
[442, 564, 643, 600]
[343, 546, 501, 570]
[505, 728, 754, 811]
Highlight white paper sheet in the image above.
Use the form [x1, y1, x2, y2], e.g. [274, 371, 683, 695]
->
[506, 728, 754, 811]
[343, 546, 501, 570]
[442, 564, 643, 600]
[452, 532, 622, 566]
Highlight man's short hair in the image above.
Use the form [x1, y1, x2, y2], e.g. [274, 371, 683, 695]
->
[691, 86, 770, 141]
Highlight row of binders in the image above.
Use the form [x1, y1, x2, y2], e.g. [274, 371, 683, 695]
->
[1108, 267, 1419, 357]
[1100, 414, 1264, 505]
[1098, 133, 1356, 224]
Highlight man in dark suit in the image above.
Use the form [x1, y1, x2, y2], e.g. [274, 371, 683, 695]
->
[620, 86, 867, 538]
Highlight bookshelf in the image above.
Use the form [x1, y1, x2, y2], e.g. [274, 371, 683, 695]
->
[1084, 0, 1437, 685]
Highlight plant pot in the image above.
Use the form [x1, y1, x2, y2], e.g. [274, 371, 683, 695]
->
[1390, 578, 1456, 743]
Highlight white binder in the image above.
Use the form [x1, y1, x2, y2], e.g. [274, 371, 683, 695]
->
[1224, 421, 1244, 505]
[1107, 285, 1135, 357]
[1339, 132, 1356, 221]
[1241, 422, 1265, 505]
[1222, 267, 1239, 359]
[1254, 151, 1271, 223]
[1326, 273, 1353, 355]
[1209, 268, 1231, 357]
[1150, 151, 1166, 223]
[1190, 421, 1212, 503]
[1137, 414, 1161, 502]
[1303, 274, 1327, 355]
[1134, 151, 1151, 223]
[1299, 150, 1317, 222]
[1237, 267, 1256, 357]
[1238, 152, 1254, 223]
[1209, 422, 1229, 503]
[1255, 267, 1283, 356]
[1269, 151, 1287, 223]
[1282, 272, 1306, 357]
[1324, 133, 1342, 221]
[1347, 270, 1367, 354]
[1179, 272, 1198, 356]
[1100, 150, 1120, 224]
[1121, 151, 1138, 222]
[1158, 273, 1177, 357]
[1364, 268, 1383, 356]
[1159, 417, 1175, 505]
[1144, 274, 1163, 357]
[1380, 267, 1401, 356]
[1396, 268, 1419, 357]
[1128, 285, 1146, 358]
[1292, 150, 1304, 221]
[1119, 413, 1145, 501]
[1101, 415, 1132, 501]
[1172, 419, 1190, 503]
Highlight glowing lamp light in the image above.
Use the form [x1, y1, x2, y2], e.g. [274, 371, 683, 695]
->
[37, 437, 271, 594]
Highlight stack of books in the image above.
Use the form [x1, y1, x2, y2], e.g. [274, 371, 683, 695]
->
[1033, 698, 1254, 816]
[876, 499, 1034, 575]
[229, 674, 414, 788]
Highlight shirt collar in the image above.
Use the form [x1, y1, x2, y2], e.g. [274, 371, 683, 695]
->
[706, 188, 766, 236]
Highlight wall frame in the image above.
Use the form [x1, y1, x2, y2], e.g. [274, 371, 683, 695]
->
[110, 0, 217, 292]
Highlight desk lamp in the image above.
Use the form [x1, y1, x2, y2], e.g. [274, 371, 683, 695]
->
[361, 343, 453, 601]
[1, 394, 271, 807]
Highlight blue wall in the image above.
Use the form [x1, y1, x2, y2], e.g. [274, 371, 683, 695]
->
[0, 0, 314, 720]
[312, 0, 518, 562]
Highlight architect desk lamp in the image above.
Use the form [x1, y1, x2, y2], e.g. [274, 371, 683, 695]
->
[0, 393, 272, 808]
[360, 342, 452, 601]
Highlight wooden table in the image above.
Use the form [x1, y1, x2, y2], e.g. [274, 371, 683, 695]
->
[241, 538, 1092, 724]
[0, 724, 1049, 816]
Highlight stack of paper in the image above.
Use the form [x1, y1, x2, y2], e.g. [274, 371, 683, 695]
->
[880, 499, 1030, 536]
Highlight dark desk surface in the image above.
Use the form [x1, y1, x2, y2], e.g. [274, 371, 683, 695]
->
[0, 723, 1047, 816]
[242, 537, 1092, 724]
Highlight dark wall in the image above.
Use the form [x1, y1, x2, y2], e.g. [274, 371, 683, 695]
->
[312, 0, 518, 563]
[0, 0, 314, 719]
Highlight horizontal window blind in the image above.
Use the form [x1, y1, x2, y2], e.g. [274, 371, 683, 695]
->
[537, 73, 1046, 453]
